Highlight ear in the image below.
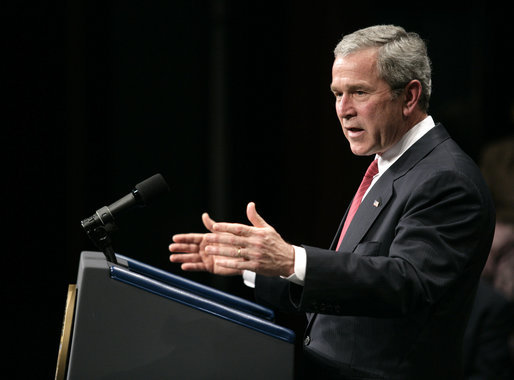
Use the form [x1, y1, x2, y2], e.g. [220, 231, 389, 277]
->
[402, 80, 422, 117]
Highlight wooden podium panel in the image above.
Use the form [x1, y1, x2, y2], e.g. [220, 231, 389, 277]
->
[55, 285, 76, 380]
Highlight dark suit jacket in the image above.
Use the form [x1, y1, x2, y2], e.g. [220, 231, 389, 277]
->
[255, 124, 495, 379]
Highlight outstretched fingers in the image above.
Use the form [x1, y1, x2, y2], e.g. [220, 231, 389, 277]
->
[181, 262, 210, 272]
[171, 233, 205, 245]
[169, 233, 204, 268]
[168, 242, 200, 254]
[215, 257, 258, 272]
[212, 221, 254, 237]
[205, 232, 245, 248]
[169, 252, 202, 263]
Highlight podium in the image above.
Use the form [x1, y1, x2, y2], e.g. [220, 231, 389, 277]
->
[61, 251, 295, 379]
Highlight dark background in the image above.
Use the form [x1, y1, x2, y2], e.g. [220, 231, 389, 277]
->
[6, 0, 513, 377]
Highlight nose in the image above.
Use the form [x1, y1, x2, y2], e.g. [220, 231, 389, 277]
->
[336, 93, 356, 120]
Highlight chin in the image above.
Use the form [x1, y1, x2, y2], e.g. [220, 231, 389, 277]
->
[350, 145, 374, 157]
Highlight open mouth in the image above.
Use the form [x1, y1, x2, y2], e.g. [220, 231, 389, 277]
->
[346, 127, 365, 138]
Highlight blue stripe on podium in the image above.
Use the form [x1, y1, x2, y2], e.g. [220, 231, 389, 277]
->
[116, 254, 275, 321]
[110, 265, 296, 343]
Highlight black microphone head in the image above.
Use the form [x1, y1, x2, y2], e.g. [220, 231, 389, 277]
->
[134, 173, 170, 205]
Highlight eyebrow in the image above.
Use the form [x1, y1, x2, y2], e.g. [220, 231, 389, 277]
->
[330, 83, 371, 93]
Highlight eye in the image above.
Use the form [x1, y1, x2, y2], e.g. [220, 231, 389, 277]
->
[354, 90, 367, 96]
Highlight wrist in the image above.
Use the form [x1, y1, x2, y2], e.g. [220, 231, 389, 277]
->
[285, 244, 295, 277]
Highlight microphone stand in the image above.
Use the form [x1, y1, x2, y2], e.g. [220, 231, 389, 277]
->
[81, 215, 118, 264]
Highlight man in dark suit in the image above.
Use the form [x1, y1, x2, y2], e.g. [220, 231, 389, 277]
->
[169, 25, 495, 379]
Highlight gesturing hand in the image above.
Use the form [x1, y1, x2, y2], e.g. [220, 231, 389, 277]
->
[204, 202, 295, 277]
[169, 213, 244, 276]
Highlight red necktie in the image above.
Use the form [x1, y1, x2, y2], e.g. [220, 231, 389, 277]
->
[336, 159, 379, 250]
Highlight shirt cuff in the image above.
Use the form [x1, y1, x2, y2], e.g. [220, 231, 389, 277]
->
[242, 270, 256, 288]
[284, 245, 306, 286]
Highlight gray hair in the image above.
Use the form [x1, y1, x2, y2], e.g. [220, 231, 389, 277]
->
[334, 25, 432, 112]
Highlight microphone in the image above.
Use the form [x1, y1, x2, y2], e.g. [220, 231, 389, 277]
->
[81, 173, 170, 263]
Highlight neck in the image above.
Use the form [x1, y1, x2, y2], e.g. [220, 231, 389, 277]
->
[405, 110, 428, 132]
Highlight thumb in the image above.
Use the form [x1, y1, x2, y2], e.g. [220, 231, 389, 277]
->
[247, 202, 269, 228]
[202, 212, 216, 232]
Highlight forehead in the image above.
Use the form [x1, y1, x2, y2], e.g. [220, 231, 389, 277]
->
[331, 48, 381, 88]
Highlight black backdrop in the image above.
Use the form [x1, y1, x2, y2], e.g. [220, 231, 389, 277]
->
[6, 1, 513, 377]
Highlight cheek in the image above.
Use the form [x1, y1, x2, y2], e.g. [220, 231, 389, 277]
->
[359, 101, 382, 120]
[358, 104, 382, 132]
[365, 100, 398, 125]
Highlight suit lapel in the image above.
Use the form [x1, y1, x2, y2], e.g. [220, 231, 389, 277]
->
[329, 204, 350, 250]
[336, 123, 451, 253]
[339, 177, 393, 252]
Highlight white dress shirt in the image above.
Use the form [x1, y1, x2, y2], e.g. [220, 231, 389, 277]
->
[243, 116, 436, 288]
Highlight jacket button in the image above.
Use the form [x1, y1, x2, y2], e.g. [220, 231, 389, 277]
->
[304, 336, 311, 346]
